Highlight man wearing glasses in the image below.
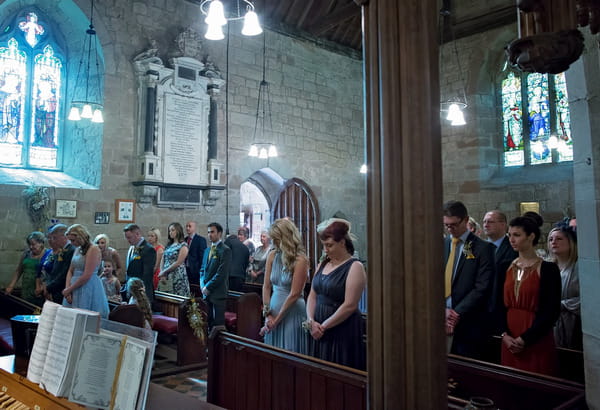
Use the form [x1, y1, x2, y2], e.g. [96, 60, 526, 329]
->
[443, 200, 495, 359]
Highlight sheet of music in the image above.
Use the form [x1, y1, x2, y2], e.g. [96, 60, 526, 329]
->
[26, 300, 60, 383]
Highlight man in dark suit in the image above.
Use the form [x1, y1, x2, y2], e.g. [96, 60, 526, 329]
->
[43, 224, 75, 304]
[444, 200, 495, 359]
[200, 222, 231, 330]
[123, 224, 156, 303]
[184, 221, 207, 286]
[483, 210, 519, 334]
[224, 234, 249, 292]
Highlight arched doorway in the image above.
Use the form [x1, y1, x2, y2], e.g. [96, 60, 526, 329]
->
[241, 168, 321, 274]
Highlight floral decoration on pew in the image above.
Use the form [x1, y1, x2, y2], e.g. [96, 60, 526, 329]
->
[187, 297, 207, 344]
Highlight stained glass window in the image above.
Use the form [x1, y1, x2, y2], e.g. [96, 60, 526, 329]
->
[0, 11, 64, 169]
[501, 71, 573, 167]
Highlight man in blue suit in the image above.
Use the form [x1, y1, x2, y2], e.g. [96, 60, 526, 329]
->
[444, 201, 495, 359]
[200, 222, 231, 330]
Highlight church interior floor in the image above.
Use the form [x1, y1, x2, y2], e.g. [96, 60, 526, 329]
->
[151, 341, 208, 401]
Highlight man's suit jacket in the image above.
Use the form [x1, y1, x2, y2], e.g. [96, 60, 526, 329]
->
[45, 243, 75, 304]
[224, 235, 249, 279]
[200, 242, 231, 301]
[445, 232, 495, 358]
[126, 239, 156, 302]
[489, 236, 519, 333]
[186, 234, 207, 286]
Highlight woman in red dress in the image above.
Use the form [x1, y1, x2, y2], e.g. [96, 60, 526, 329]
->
[500, 215, 561, 376]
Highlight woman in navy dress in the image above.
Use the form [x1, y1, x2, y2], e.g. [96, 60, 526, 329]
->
[62, 224, 109, 318]
[306, 219, 366, 370]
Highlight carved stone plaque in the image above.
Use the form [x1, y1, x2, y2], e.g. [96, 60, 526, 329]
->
[162, 92, 209, 185]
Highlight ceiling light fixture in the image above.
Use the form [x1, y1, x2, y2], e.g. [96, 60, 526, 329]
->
[200, 0, 262, 40]
[68, 0, 103, 123]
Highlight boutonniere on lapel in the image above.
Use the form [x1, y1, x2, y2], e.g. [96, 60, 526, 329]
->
[54, 248, 64, 262]
[133, 245, 143, 260]
[462, 241, 476, 259]
[209, 246, 218, 260]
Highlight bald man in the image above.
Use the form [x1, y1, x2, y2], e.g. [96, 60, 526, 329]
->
[185, 221, 207, 286]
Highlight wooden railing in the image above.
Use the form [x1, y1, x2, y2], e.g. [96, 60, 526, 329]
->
[207, 331, 367, 410]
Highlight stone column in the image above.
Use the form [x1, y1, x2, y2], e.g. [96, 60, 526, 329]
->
[144, 70, 159, 154]
[567, 30, 600, 409]
[361, 0, 446, 408]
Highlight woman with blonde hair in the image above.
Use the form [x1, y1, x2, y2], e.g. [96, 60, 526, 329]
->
[63, 224, 109, 318]
[126, 277, 153, 329]
[147, 227, 164, 290]
[547, 224, 581, 350]
[261, 218, 309, 354]
[93, 234, 124, 280]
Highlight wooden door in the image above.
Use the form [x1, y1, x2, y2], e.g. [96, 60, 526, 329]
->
[272, 178, 320, 276]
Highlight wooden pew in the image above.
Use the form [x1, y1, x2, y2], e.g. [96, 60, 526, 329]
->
[207, 331, 367, 410]
[0, 293, 41, 356]
[153, 290, 208, 366]
[225, 291, 263, 340]
[448, 354, 586, 410]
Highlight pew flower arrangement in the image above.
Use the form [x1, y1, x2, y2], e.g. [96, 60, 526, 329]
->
[22, 183, 50, 231]
[187, 297, 206, 344]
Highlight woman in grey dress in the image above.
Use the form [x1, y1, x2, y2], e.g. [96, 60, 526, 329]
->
[261, 219, 309, 354]
[547, 225, 581, 350]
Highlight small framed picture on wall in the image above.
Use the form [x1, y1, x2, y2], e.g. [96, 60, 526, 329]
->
[95, 212, 110, 224]
[115, 199, 135, 223]
[56, 200, 77, 218]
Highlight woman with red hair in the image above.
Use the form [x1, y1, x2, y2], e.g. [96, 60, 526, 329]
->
[306, 219, 366, 370]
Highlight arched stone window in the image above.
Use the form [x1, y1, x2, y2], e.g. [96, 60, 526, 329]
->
[501, 71, 573, 167]
[0, 5, 104, 188]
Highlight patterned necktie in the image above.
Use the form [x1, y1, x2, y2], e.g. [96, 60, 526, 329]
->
[209, 244, 216, 259]
[187, 236, 192, 246]
[445, 237, 461, 298]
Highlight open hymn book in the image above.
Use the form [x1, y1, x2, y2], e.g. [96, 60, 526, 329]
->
[26, 301, 155, 410]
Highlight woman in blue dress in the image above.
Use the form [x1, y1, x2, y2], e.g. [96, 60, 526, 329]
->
[157, 222, 190, 297]
[261, 218, 309, 354]
[62, 224, 109, 318]
[306, 219, 366, 370]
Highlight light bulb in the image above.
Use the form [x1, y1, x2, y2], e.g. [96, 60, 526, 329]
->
[205, 1, 227, 26]
[242, 10, 262, 36]
[205, 23, 225, 40]
[68, 106, 81, 121]
[91, 109, 104, 123]
[450, 108, 466, 126]
[248, 144, 258, 157]
[258, 147, 268, 159]
[81, 104, 93, 118]
[267, 145, 277, 157]
[446, 103, 460, 121]
[359, 164, 367, 174]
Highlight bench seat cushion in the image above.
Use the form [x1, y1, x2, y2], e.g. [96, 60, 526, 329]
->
[152, 314, 178, 334]
[224, 311, 237, 331]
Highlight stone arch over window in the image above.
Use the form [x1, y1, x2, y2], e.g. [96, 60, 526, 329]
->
[0, 1, 105, 188]
[242, 167, 321, 274]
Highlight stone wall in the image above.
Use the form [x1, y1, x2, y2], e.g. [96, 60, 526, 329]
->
[0, 0, 366, 284]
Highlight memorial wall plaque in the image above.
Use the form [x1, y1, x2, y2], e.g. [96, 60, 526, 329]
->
[162, 92, 209, 185]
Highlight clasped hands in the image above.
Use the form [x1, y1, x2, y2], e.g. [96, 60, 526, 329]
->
[502, 333, 525, 354]
[62, 287, 73, 304]
[309, 320, 326, 340]
[259, 314, 277, 336]
[445, 308, 460, 335]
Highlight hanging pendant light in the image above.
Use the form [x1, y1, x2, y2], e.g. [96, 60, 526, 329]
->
[68, 0, 103, 123]
[248, 33, 278, 159]
[200, 0, 262, 40]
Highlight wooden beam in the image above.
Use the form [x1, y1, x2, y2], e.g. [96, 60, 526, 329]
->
[308, 3, 360, 35]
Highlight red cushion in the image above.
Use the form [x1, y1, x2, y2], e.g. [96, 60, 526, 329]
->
[152, 314, 178, 334]
[224, 311, 237, 330]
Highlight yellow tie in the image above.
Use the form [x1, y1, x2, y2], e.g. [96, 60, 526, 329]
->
[445, 237, 460, 298]
[209, 244, 216, 259]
